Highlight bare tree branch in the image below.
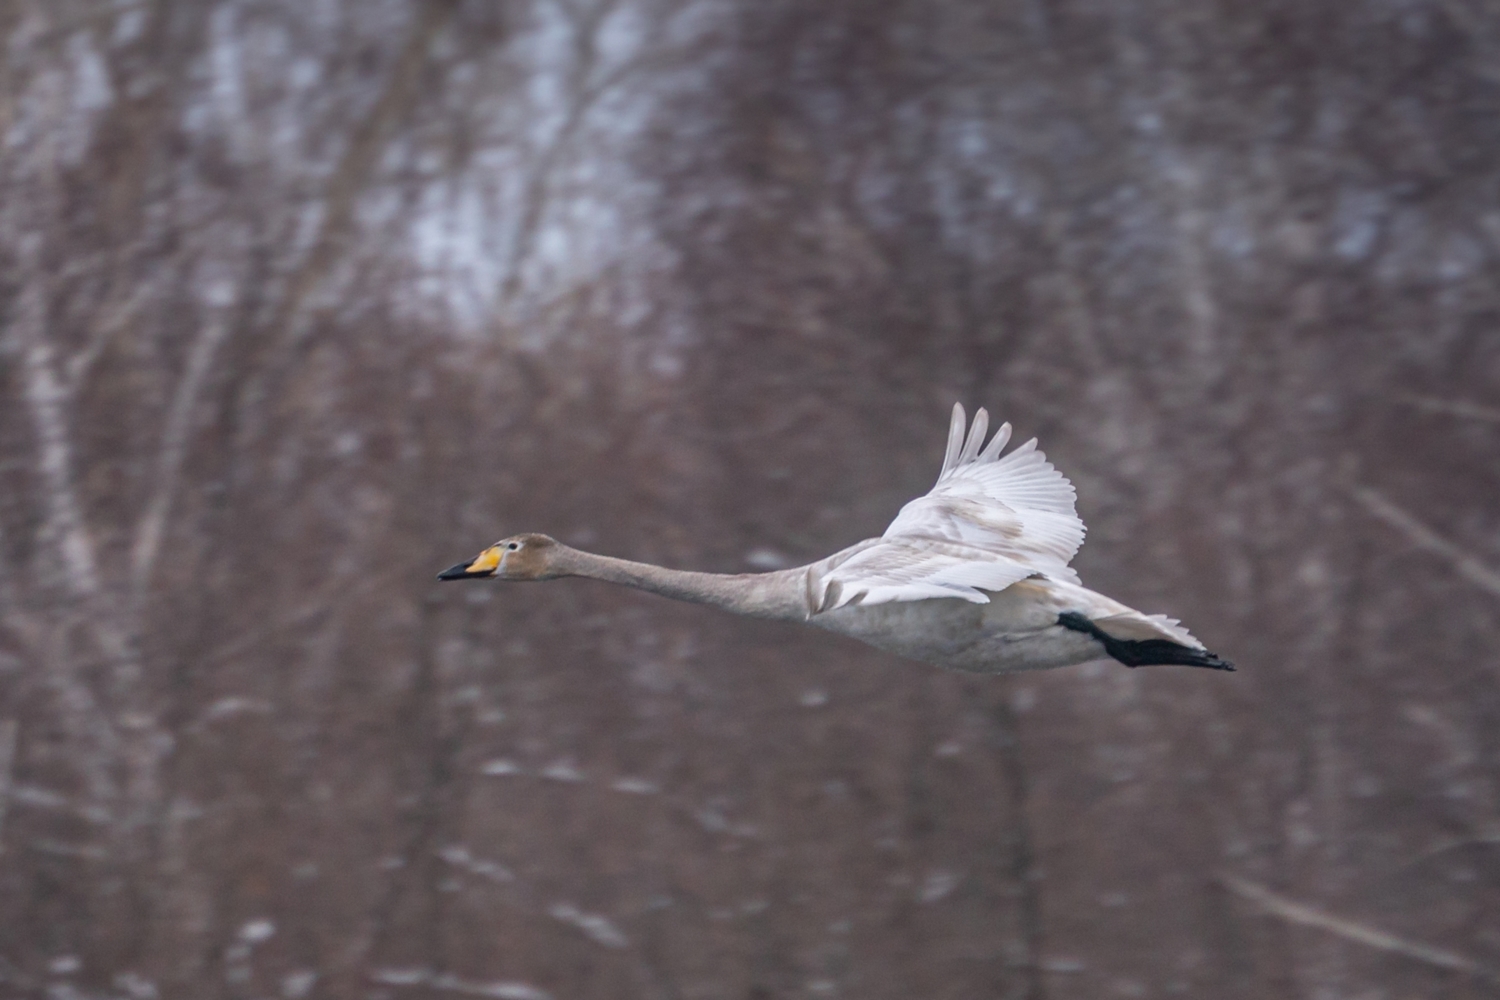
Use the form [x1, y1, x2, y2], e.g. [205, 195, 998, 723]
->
[1351, 485, 1500, 600]
[264, 0, 456, 351]
[0, 720, 17, 854]
[990, 696, 1048, 1000]
[200, 569, 392, 668]
[64, 268, 158, 390]
[130, 317, 231, 594]
[15, 267, 100, 598]
[369, 968, 552, 999]
[499, 0, 635, 308]
[1218, 872, 1500, 985]
[1395, 393, 1500, 424]
[1403, 831, 1500, 868]
[35, 625, 120, 813]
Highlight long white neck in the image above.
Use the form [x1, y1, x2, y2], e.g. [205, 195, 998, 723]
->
[550, 545, 809, 621]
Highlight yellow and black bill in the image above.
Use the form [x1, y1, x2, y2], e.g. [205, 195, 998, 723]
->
[436, 545, 500, 580]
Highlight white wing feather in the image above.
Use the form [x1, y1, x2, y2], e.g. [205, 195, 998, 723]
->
[1093, 612, 1205, 649]
[816, 403, 1086, 611]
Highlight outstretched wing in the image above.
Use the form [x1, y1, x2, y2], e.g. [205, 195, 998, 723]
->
[814, 403, 1086, 611]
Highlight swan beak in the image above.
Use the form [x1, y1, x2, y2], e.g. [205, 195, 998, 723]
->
[437, 545, 500, 580]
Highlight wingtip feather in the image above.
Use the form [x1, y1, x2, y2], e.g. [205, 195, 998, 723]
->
[941, 403, 966, 478]
[978, 421, 1012, 462]
[959, 408, 989, 465]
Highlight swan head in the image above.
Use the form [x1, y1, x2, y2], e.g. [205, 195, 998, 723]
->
[438, 533, 562, 581]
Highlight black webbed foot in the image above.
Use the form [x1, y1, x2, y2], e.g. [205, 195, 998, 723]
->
[1056, 611, 1234, 671]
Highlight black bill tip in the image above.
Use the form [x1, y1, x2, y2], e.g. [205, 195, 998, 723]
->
[437, 562, 476, 581]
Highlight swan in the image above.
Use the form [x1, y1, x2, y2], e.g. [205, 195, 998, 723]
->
[439, 404, 1232, 673]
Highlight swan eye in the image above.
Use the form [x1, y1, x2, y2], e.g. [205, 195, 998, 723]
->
[507, 542, 520, 551]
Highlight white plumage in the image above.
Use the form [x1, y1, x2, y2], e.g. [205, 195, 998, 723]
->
[772, 404, 1232, 671]
[816, 404, 1085, 609]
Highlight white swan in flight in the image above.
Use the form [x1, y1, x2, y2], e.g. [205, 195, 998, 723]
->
[440, 404, 1233, 673]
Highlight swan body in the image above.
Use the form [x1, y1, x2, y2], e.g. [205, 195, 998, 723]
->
[439, 405, 1232, 673]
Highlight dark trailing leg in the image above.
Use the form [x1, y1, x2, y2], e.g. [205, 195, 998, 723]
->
[1056, 611, 1235, 671]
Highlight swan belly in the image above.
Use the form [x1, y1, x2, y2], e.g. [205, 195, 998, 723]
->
[809, 580, 1108, 674]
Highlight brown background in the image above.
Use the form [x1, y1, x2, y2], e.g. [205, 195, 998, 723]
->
[2, 1, 1498, 998]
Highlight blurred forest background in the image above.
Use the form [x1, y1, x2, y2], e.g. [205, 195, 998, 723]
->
[1, 0, 1498, 998]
